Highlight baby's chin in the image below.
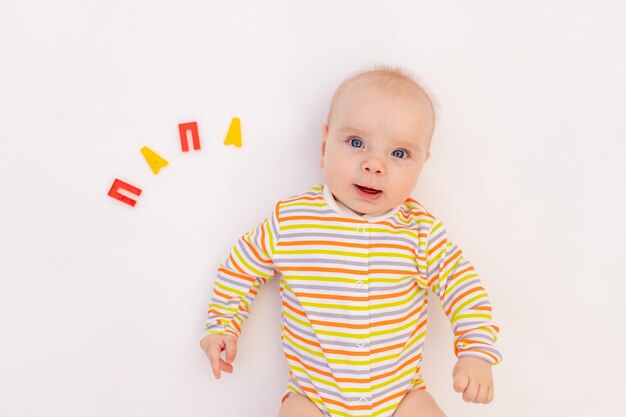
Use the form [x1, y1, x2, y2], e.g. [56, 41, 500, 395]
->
[348, 201, 399, 217]
[331, 187, 406, 216]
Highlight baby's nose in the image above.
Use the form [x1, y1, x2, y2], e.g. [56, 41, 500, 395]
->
[362, 158, 385, 175]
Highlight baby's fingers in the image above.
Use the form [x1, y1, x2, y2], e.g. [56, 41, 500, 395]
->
[462, 380, 480, 403]
[207, 344, 223, 379]
[474, 384, 489, 404]
[220, 359, 234, 374]
[453, 371, 469, 393]
[208, 346, 235, 379]
[486, 386, 494, 403]
[211, 358, 234, 378]
[223, 335, 238, 364]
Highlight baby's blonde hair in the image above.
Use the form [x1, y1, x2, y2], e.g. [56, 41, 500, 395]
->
[326, 65, 438, 146]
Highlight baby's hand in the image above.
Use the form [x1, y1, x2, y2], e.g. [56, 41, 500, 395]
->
[200, 333, 238, 379]
[452, 357, 494, 404]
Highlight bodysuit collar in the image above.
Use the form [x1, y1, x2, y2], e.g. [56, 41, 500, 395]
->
[321, 184, 402, 223]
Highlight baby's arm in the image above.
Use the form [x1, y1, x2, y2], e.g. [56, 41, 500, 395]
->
[424, 218, 501, 402]
[200, 204, 280, 377]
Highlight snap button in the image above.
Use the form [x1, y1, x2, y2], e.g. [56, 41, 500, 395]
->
[355, 280, 365, 289]
[356, 226, 366, 233]
[359, 396, 368, 405]
[356, 339, 366, 348]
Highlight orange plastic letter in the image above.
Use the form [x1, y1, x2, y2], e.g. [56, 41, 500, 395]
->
[107, 178, 142, 207]
[179, 121, 201, 152]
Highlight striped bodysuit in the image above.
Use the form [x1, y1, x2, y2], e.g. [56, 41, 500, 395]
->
[203, 184, 501, 417]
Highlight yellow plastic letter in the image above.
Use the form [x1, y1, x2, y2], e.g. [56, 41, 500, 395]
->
[141, 146, 169, 175]
[223, 117, 242, 147]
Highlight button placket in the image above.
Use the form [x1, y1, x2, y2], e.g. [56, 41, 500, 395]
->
[356, 223, 368, 290]
[355, 221, 372, 406]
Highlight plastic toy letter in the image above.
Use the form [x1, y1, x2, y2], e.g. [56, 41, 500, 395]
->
[223, 117, 242, 147]
[179, 121, 201, 152]
[108, 178, 142, 207]
[140, 146, 169, 175]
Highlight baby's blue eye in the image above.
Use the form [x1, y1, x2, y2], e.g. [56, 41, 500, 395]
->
[349, 137, 364, 148]
[392, 149, 407, 158]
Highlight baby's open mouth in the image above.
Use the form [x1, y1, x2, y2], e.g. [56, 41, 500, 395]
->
[355, 184, 382, 194]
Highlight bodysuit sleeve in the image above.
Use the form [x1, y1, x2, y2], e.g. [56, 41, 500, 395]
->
[202, 202, 281, 339]
[425, 218, 502, 365]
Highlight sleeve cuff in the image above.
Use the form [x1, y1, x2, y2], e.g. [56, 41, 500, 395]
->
[200, 325, 240, 345]
[455, 341, 503, 365]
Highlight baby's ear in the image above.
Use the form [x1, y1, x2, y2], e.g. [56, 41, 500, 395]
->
[320, 124, 329, 168]
[321, 123, 329, 141]
[425, 150, 431, 162]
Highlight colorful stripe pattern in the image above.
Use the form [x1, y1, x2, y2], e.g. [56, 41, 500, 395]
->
[204, 185, 501, 417]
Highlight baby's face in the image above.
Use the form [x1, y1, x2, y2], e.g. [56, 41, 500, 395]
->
[320, 77, 433, 215]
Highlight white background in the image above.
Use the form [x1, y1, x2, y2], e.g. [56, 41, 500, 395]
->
[1, 1, 625, 416]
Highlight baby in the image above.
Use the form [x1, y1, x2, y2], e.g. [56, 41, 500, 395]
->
[201, 66, 502, 417]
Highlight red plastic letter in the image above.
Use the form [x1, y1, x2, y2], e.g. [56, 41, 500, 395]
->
[179, 121, 201, 152]
[107, 178, 142, 207]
